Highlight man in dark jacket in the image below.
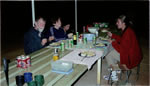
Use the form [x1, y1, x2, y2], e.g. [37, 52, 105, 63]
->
[24, 17, 48, 55]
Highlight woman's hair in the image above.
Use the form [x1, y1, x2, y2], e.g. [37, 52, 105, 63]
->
[118, 15, 133, 27]
[51, 16, 61, 24]
[118, 15, 135, 35]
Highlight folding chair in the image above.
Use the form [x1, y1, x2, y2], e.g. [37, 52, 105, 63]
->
[108, 63, 140, 86]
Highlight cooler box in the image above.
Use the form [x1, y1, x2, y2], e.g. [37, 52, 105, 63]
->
[51, 60, 73, 72]
[83, 33, 95, 41]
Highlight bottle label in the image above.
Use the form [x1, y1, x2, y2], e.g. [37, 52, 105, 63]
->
[74, 35, 77, 40]
[53, 55, 59, 61]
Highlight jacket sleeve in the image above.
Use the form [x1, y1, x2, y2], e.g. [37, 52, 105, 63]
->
[111, 33, 121, 43]
[112, 30, 131, 54]
[24, 32, 42, 55]
[24, 33, 35, 54]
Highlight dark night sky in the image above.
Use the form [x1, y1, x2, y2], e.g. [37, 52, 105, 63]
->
[1, 1, 149, 48]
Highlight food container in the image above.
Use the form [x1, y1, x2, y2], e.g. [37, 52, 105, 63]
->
[51, 60, 73, 72]
[83, 33, 95, 41]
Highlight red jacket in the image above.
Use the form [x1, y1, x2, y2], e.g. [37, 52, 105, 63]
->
[111, 27, 142, 69]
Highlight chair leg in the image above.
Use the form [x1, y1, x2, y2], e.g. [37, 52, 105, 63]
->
[120, 70, 122, 80]
[126, 70, 132, 83]
[108, 70, 112, 84]
[136, 64, 140, 81]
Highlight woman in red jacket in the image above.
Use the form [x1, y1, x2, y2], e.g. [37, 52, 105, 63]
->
[106, 15, 142, 70]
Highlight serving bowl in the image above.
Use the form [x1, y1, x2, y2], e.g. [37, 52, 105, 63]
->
[88, 27, 99, 34]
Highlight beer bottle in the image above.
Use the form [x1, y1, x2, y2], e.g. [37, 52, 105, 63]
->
[73, 35, 77, 45]
[53, 48, 59, 61]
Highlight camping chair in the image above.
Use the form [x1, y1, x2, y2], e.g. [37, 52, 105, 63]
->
[108, 63, 140, 86]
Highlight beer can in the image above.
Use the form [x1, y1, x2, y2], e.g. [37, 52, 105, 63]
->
[68, 39, 72, 48]
[60, 42, 65, 51]
[78, 38, 82, 43]
[16, 56, 22, 68]
[76, 32, 79, 39]
[65, 40, 69, 48]
[26, 55, 31, 67]
[84, 37, 87, 44]
[71, 39, 74, 47]
[93, 36, 96, 44]
[76, 32, 79, 44]
[21, 56, 27, 69]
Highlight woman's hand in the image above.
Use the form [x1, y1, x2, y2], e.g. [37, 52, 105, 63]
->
[108, 39, 113, 43]
[107, 32, 112, 37]
[49, 36, 54, 42]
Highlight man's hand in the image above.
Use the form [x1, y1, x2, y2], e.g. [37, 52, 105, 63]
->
[41, 38, 47, 46]
[49, 36, 54, 42]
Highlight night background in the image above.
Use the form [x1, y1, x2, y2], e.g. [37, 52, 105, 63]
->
[1, 1, 149, 56]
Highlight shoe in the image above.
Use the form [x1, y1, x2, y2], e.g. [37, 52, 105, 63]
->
[112, 71, 117, 76]
[111, 75, 118, 81]
[103, 75, 109, 80]
[103, 75, 118, 81]
[108, 67, 113, 71]
[108, 68, 121, 74]
[116, 70, 121, 74]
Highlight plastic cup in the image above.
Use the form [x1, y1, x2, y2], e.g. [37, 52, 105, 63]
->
[16, 75, 24, 86]
[27, 81, 36, 86]
[34, 75, 44, 85]
[36, 83, 43, 86]
[24, 72, 32, 83]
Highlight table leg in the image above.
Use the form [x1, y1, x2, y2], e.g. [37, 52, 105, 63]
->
[97, 58, 101, 86]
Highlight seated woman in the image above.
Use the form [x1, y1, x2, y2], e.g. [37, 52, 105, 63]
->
[63, 23, 73, 38]
[106, 15, 142, 69]
[104, 15, 142, 80]
[48, 16, 68, 42]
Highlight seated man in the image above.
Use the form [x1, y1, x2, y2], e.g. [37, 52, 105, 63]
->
[24, 17, 47, 55]
[48, 16, 71, 42]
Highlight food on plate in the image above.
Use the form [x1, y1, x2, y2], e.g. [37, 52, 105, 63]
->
[80, 51, 96, 57]
[95, 43, 105, 47]
[50, 42, 60, 46]
[101, 29, 108, 32]
[99, 37, 109, 41]
[87, 51, 96, 57]
[81, 52, 87, 57]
